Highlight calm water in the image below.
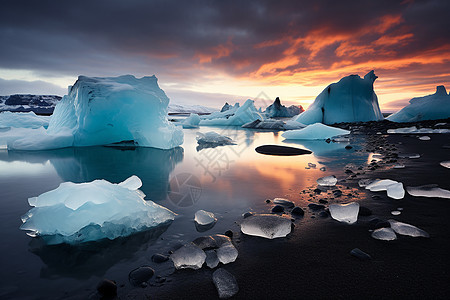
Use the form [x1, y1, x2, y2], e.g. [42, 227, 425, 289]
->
[0, 125, 373, 299]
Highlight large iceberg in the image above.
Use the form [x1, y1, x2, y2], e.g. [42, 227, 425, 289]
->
[20, 175, 176, 244]
[0, 111, 50, 129]
[387, 86, 450, 122]
[295, 71, 383, 124]
[0, 75, 184, 150]
[200, 99, 262, 126]
[264, 97, 304, 118]
[281, 123, 350, 140]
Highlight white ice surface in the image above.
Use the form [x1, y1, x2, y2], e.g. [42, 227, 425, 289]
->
[329, 202, 360, 224]
[371, 227, 397, 241]
[317, 175, 338, 186]
[200, 99, 262, 126]
[170, 243, 206, 270]
[406, 185, 450, 199]
[365, 179, 405, 199]
[194, 210, 217, 225]
[240, 214, 291, 239]
[388, 219, 429, 238]
[0, 111, 50, 129]
[282, 123, 350, 140]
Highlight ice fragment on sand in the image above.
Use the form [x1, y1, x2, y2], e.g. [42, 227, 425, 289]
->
[371, 227, 397, 241]
[388, 220, 429, 238]
[194, 210, 217, 226]
[391, 211, 401, 216]
[329, 202, 359, 224]
[419, 136, 430, 141]
[241, 214, 291, 239]
[216, 244, 238, 264]
[170, 243, 206, 270]
[282, 123, 350, 140]
[317, 175, 338, 186]
[406, 185, 450, 199]
[273, 198, 295, 207]
[213, 268, 239, 299]
[205, 250, 220, 268]
[358, 178, 375, 187]
[393, 164, 405, 169]
[365, 179, 405, 199]
[440, 161, 450, 168]
[398, 153, 420, 159]
[350, 248, 372, 260]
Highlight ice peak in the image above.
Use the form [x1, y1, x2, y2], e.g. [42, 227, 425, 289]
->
[435, 85, 447, 96]
[364, 70, 378, 83]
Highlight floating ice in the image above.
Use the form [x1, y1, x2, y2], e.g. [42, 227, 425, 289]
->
[388, 220, 429, 238]
[242, 119, 305, 130]
[317, 175, 338, 186]
[387, 126, 450, 134]
[406, 185, 450, 199]
[329, 202, 359, 224]
[282, 123, 350, 140]
[273, 198, 295, 207]
[0, 75, 184, 150]
[182, 113, 201, 129]
[365, 179, 405, 199]
[170, 243, 206, 270]
[240, 214, 291, 239]
[264, 97, 303, 118]
[200, 99, 262, 126]
[212, 268, 239, 299]
[294, 71, 383, 125]
[20, 175, 176, 244]
[440, 161, 450, 168]
[196, 132, 234, 148]
[0, 111, 50, 129]
[387, 85, 450, 122]
[371, 227, 397, 241]
[194, 210, 217, 226]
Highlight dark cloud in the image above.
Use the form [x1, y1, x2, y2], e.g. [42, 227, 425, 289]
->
[0, 78, 66, 95]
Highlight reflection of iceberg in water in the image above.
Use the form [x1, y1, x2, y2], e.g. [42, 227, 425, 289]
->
[28, 223, 171, 279]
[0, 146, 183, 201]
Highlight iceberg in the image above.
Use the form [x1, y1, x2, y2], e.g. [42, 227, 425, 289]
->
[20, 175, 176, 244]
[295, 71, 383, 125]
[181, 113, 201, 129]
[264, 97, 304, 118]
[200, 99, 262, 126]
[387, 86, 450, 122]
[388, 219, 429, 238]
[0, 75, 184, 150]
[329, 202, 359, 224]
[281, 123, 350, 140]
[0, 111, 50, 129]
[240, 214, 291, 239]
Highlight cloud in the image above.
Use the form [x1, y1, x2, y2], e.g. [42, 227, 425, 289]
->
[0, 78, 66, 95]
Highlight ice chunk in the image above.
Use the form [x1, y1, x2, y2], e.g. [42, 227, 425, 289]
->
[20, 176, 175, 244]
[216, 244, 238, 264]
[387, 85, 450, 122]
[294, 71, 383, 125]
[182, 113, 201, 129]
[170, 243, 206, 270]
[205, 250, 220, 268]
[393, 164, 405, 169]
[365, 179, 405, 199]
[440, 161, 450, 168]
[0, 111, 50, 129]
[387, 126, 450, 134]
[196, 132, 234, 147]
[329, 202, 359, 224]
[406, 185, 450, 199]
[200, 99, 262, 126]
[419, 136, 431, 141]
[212, 268, 239, 299]
[282, 123, 350, 140]
[388, 220, 429, 238]
[194, 210, 217, 226]
[371, 227, 397, 241]
[391, 210, 401, 216]
[386, 182, 405, 200]
[350, 248, 372, 260]
[317, 175, 338, 186]
[0, 126, 74, 150]
[358, 178, 375, 187]
[264, 97, 304, 118]
[398, 153, 420, 159]
[273, 198, 295, 207]
[241, 214, 291, 239]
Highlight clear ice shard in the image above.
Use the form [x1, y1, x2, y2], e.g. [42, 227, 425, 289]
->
[170, 243, 206, 270]
[240, 214, 291, 239]
[317, 175, 338, 186]
[194, 210, 217, 225]
[406, 185, 450, 199]
[329, 202, 360, 224]
[196, 132, 234, 146]
[216, 244, 238, 264]
[388, 219, 429, 238]
[205, 250, 220, 268]
[365, 179, 405, 199]
[213, 268, 239, 299]
[371, 227, 397, 241]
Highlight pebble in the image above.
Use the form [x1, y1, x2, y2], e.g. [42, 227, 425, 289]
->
[129, 266, 155, 287]
[271, 205, 284, 213]
[151, 253, 169, 263]
[291, 206, 304, 216]
[97, 279, 117, 298]
[350, 248, 372, 261]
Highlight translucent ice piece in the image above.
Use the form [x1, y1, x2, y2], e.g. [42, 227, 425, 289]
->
[371, 227, 397, 241]
[240, 214, 291, 239]
[194, 210, 217, 226]
[317, 175, 338, 186]
[407, 185, 450, 199]
[329, 202, 360, 224]
[170, 243, 206, 270]
[388, 219, 429, 238]
[213, 268, 239, 299]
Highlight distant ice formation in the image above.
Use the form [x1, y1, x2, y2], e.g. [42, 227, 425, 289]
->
[264, 97, 303, 118]
[20, 175, 176, 244]
[281, 123, 350, 140]
[295, 71, 383, 124]
[196, 132, 235, 147]
[387, 86, 450, 122]
[200, 99, 262, 126]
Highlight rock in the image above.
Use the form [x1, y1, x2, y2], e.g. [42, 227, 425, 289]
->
[358, 206, 372, 216]
[212, 268, 239, 299]
[318, 199, 328, 204]
[345, 145, 353, 150]
[97, 279, 117, 298]
[271, 205, 285, 213]
[192, 236, 218, 249]
[243, 211, 254, 218]
[318, 211, 328, 218]
[308, 203, 325, 211]
[224, 230, 233, 238]
[151, 253, 169, 263]
[291, 206, 304, 216]
[255, 145, 312, 156]
[273, 198, 295, 207]
[129, 266, 155, 287]
[350, 248, 372, 261]
[313, 188, 322, 194]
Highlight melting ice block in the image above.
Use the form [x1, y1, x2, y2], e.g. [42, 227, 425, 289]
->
[440, 161, 450, 168]
[216, 244, 238, 264]
[170, 243, 206, 270]
[264, 97, 304, 118]
[388, 219, 429, 238]
[0, 111, 50, 129]
[196, 132, 234, 147]
[365, 179, 405, 199]
[317, 175, 338, 186]
[371, 227, 397, 241]
[282, 123, 350, 140]
[406, 185, 450, 199]
[387, 85, 450, 122]
[20, 175, 176, 244]
[194, 210, 217, 226]
[200, 99, 262, 126]
[294, 71, 383, 125]
[182, 113, 201, 128]
[213, 268, 239, 299]
[329, 202, 360, 224]
[240, 214, 291, 239]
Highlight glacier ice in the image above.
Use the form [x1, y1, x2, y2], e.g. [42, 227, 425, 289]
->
[0, 75, 184, 150]
[170, 243, 206, 270]
[440, 161, 450, 168]
[388, 220, 429, 238]
[294, 70, 383, 125]
[371, 227, 397, 241]
[194, 210, 217, 226]
[200, 99, 262, 126]
[365, 179, 405, 199]
[213, 268, 239, 299]
[240, 214, 291, 239]
[387, 85, 450, 122]
[264, 97, 303, 118]
[20, 175, 176, 244]
[196, 131, 235, 147]
[0, 111, 50, 129]
[329, 202, 359, 224]
[387, 126, 450, 134]
[317, 175, 338, 186]
[281, 123, 350, 140]
[182, 113, 201, 129]
[406, 185, 450, 199]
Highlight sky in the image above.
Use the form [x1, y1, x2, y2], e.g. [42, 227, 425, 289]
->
[0, 0, 449, 112]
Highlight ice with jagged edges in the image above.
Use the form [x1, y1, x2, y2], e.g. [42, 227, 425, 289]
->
[388, 219, 429, 238]
[20, 175, 176, 244]
[200, 99, 263, 126]
[264, 97, 304, 118]
[329, 202, 360, 224]
[282, 123, 350, 140]
[213, 268, 239, 299]
[196, 132, 235, 146]
[387, 126, 450, 134]
[406, 185, 450, 199]
[0, 111, 50, 129]
[240, 214, 291, 239]
[294, 70, 383, 125]
[0, 75, 183, 150]
[317, 175, 338, 186]
[170, 243, 206, 270]
[365, 179, 405, 199]
[194, 210, 217, 225]
[387, 85, 450, 122]
[182, 113, 201, 128]
[371, 227, 397, 241]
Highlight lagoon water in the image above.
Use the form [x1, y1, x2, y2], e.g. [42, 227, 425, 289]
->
[0, 125, 372, 299]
